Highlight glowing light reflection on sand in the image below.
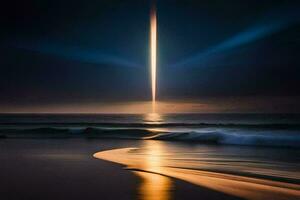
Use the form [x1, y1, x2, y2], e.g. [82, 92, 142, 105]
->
[133, 141, 172, 200]
[93, 141, 300, 200]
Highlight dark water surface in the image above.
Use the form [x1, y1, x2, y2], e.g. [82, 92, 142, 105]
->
[1, 113, 300, 125]
[1, 113, 300, 148]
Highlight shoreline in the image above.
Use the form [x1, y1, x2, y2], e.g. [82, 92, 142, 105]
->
[94, 144, 300, 200]
[0, 138, 244, 200]
[1, 138, 299, 200]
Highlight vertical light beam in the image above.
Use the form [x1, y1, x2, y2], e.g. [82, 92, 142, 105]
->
[150, 5, 157, 112]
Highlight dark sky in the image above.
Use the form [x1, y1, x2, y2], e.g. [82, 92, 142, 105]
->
[0, 0, 300, 112]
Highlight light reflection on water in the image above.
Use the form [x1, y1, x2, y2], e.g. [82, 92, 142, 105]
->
[134, 171, 172, 200]
[94, 140, 300, 200]
[143, 113, 164, 125]
[133, 140, 172, 200]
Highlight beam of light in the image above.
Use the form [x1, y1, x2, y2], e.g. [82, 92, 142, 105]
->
[170, 23, 286, 68]
[150, 5, 157, 112]
[11, 41, 140, 68]
[170, 6, 300, 69]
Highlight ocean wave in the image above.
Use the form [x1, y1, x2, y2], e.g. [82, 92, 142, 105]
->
[148, 130, 300, 148]
[0, 127, 156, 139]
[0, 127, 299, 148]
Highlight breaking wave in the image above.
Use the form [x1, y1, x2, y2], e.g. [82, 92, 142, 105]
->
[148, 130, 300, 148]
[0, 126, 299, 148]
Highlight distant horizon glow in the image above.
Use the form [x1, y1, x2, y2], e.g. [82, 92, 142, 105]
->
[1, 97, 299, 114]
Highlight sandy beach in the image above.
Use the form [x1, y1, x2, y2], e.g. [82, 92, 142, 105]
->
[1, 137, 299, 200]
[0, 139, 140, 200]
[0, 138, 247, 200]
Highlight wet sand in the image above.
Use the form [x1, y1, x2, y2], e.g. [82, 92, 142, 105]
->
[0, 138, 244, 200]
[95, 140, 300, 200]
[0, 139, 140, 200]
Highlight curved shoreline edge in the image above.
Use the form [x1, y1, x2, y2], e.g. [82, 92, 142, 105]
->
[93, 147, 300, 200]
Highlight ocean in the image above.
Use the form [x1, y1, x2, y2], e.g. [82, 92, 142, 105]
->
[0, 113, 300, 148]
[1, 113, 300, 200]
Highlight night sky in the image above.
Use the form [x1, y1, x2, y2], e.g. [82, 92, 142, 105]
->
[1, 0, 300, 113]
